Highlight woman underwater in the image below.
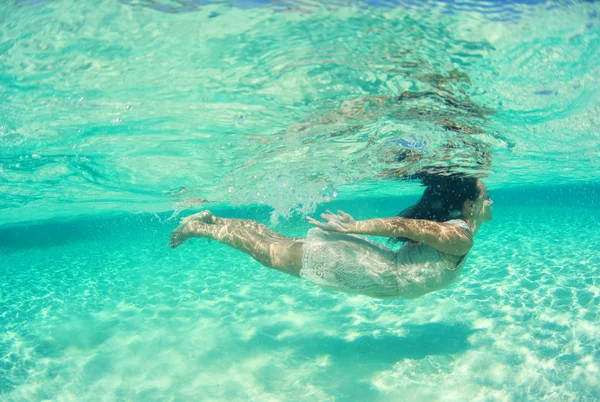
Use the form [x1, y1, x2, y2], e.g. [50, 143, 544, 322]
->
[169, 176, 492, 299]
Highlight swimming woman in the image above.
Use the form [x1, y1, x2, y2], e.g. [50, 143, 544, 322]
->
[169, 176, 492, 299]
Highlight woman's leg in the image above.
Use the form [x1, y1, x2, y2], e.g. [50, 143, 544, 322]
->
[169, 211, 305, 277]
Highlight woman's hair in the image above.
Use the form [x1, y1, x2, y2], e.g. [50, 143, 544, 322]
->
[392, 175, 481, 243]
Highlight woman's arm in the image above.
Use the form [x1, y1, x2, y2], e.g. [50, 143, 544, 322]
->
[308, 211, 473, 257]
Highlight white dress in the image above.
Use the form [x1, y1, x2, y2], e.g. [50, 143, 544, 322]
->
[300, 220, 471, 299]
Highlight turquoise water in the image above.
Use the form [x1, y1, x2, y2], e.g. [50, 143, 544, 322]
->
[1, 0, 600, 400]
[2, 190, 600, 400]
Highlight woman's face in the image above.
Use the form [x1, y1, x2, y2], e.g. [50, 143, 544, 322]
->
[474, 181, 493, 222]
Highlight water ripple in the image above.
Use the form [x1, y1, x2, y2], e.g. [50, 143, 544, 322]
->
[1, 0, 599, 225]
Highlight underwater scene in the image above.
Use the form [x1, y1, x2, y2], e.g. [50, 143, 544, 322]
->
[1, 0, 599, 400]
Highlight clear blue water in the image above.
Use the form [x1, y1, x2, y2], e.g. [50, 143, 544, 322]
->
[1, 0, 600, 400]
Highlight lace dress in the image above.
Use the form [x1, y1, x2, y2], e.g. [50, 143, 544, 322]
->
[300, 220, 471, 299]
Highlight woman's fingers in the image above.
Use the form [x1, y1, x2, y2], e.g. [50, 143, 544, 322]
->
[311, 210, 350, 231]
[322, 210, 349, 221]
[308, 217, 328, 228]
[338, 210, 352, 219]
[307, 216, 320, 225]
[308, 216, 341, 232]
[321, 212, 335, 221]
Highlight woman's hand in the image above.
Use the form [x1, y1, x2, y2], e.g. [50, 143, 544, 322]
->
[307, 210, 357, 233]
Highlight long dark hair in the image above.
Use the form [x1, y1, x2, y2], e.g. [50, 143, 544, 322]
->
[393, 175, 480, 243]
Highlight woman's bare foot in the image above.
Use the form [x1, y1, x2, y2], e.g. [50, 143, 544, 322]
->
[169, 219, 217, 249]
